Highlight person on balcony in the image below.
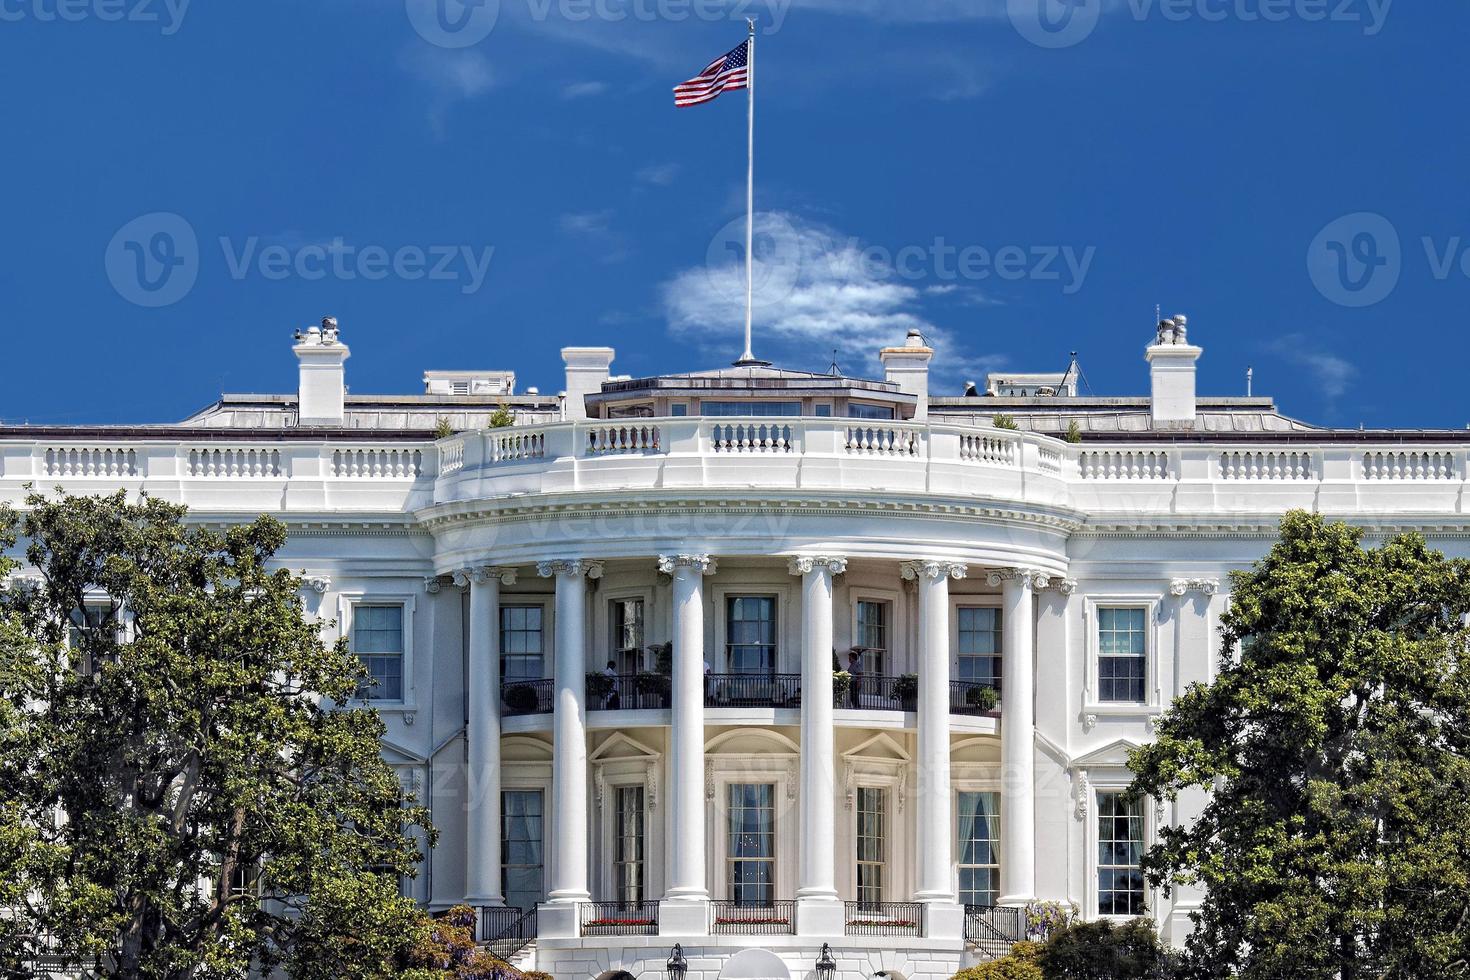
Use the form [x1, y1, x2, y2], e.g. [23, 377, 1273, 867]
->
[603, 660, 621, 710]
[847, 649, 864, 708]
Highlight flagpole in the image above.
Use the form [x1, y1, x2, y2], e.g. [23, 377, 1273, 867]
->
[738, 17, 760, 366]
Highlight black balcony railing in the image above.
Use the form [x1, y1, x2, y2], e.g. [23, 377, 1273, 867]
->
[835, 674, 917, 711]
[951, 680, 1001, 716]
[482, 906, 538, 959]
[579, 901, 660, 936]
[501, 679, 554, 716]
[587, 674, 671, 711]
[705, 673, 802, 708]
[844, 900, 922, 937]
[710, 900, 797, 934]
[964, 904, 1026, 959]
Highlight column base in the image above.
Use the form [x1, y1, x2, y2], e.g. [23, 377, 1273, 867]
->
[795, 897, 845, 937]
[922, 901, 965, 941]
[659, 898, 711, 936]
[536, 901, 583, 939]
[998, 893, 1037, 908]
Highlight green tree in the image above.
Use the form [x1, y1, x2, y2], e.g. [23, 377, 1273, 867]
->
[1129, 511, 1470, 979]
[0, 492, 433, 980]
[1036, 919, 1173, 979]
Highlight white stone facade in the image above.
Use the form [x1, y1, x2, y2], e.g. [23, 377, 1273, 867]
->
[4, 318, 1467, 980]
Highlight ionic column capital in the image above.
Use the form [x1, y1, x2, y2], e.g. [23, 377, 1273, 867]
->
[1045, 577, 1079, 596]
[453, 565, 519, 589]
[900, 560, 968, 583]
[657, 554, 718, 576]
[536, 559, 604, 581]
[786, 555, 847, 577]
[1169, 577, 1220, 597]
[985, 567, 1050, 591]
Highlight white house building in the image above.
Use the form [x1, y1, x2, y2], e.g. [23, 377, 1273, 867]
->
[2, 314, 1458, 980]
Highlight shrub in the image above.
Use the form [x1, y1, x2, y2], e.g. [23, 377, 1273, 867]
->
[833, 670, 852, 702]
[992, 413, 1019, 430]
[951, 957, 1042, 980]
[965, 685, 999, 711]
[585, 672, 614, 700]
[635, 672, 670, 697]
[489, 405, 514, 428]
[503, 685, 540, 714]
[647, 642, 673, 675]
[1023, 900, 1080, 941]
[1064, 419, 1082, 444]
[434, 417, 455, 439]
[1037, 918, 1174, 979]
[893, 673, 919, 701]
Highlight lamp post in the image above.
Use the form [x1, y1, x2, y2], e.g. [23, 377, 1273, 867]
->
[666, 944, 689, 980]
[815, 943, 837, 980]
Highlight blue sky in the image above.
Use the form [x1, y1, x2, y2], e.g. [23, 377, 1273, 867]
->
[1, 0, 1465, 428]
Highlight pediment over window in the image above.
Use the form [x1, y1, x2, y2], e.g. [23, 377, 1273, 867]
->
[380, 738, 425, 767]
[1071, 737, 1143, 769]
[841, 732, 910, 765]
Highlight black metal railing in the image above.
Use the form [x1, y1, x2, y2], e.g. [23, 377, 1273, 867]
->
[835, 674, 917, 711]
[951, 680, 1002, 716]
[587, 674, 671, 711]
[482, 906, 537, 960]
[710, 900, 797, 934]
[579, 900, 660, 936]
[844, 900, 922, 936]
[705, 673, 802, 708]
[501, 679, 554, 716]
[964, 904, 1025, 958]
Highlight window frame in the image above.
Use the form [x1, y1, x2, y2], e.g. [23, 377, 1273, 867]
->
[725, 782, 778, 905]
[339, 593, 417, 709]
[950, 597, 1004, 692]
[719, 593, 781, 676]
[501, 786, 548, 913]
[1082, 596, 1162, 718]
[1084, 776, 1154, 921]
[854, 785, 887, 905]
[499, 599, 552, 684]
[849, 592, 899, 678]
[601, 587, 651, 677]
[611, 784, 647, 906]
[955, 788, 1003, 909]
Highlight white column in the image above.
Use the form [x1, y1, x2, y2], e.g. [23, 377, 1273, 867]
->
[903, 560, 967, 904]
[538, 559, 602, 907]
[658, 555, 716, 935]
[990, 567, 1041, 906]
[790, 556, 847, 935]
[458, 566, 517, 906]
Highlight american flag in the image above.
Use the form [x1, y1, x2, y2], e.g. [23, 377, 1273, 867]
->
[674, 39, 750, 107]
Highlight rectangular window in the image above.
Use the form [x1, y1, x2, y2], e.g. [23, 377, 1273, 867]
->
[1097, 607, 1147, 703]
[726, 597, 776, 675]
[670, 403, 689, 417]
[958, 791, 1002, 907]
[1097, 792, 1145, 916]
[614, 786, 645, 905]
[611, 599, 644, 674]
[502, 790, 545, 912]
[353, 604, 404, 701]
[957, 607, 1002, 692]
[856, 787, 886, 905]
[700, 401, 802, 417]
[727, 783, 775, 905]
[500, 605, 545, 682]
[847, 403, 896, 420]
[855, 600, 889, 676]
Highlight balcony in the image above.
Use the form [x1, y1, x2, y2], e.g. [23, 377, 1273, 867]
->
[709, 900, 797, 935]
[504, 675, 1000, 717]
[843, 901, 922, 937]
[579, 901, 660, 937]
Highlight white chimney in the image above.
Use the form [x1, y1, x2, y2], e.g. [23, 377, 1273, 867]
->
[294, 316, 350, 427]
[879, 329, 934, 420]
[561, 347, 615, 421]
[1147, 314, 1201, 429]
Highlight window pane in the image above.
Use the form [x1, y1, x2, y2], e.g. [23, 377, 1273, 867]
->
[1098, 607, 1147, 703]
[701, 401, 802, 417]
[501, 605, 545, 681]
[957, 791, 1001, 907]
[727, 783, 775, 905]
[502, 790, 545, 912]
[727, 597, 776, 675]
[856, 787, 885, 904]
[354, 605, 404, 701]
[1097, 792, 1146, 916]
[957, 607, 1003, 690]
[614, 786, 645, 905]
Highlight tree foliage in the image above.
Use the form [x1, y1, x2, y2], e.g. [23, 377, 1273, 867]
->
[1129, 511, 1470, 979]
[0, 492, 433, 980]
[1036, 919, 1173, 979]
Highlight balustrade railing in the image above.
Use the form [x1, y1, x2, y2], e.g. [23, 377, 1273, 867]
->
[844, 423, 920, 457]
[189, 447, 282, 478]
[586, 424, 660, 456]
[844, 901, 922, 937]
[836, 674, 917, 711]
[44, 446, 138, 477]
[501, 679, 554, 717]
[1363, 450, 1458, 481]
[579, 901, 660, 936]
[587, 673, 670, 711]
[482, 906, 537, 958]
[710, 421, 797, 453]
[332, 448, 422, 478]
[710, 900, 797, 935]
[964, 905, 1026, 959]
[951, 680, 1001, 716]
[704, 673, 802, 708]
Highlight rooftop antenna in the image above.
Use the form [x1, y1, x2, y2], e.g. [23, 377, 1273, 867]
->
[1057, 350, 1080, 395]
[1246, 366, 1254, 398]
[828, 348, 841, 377]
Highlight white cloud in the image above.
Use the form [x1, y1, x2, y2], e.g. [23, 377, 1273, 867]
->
[660, 210, 1001, 385]
[399, 46, 495, 98]
[1270, 333, 1357, 404]
[636, 163, 682, 186]
[562, 81, 609, 99]
[561, 210, 630, 263]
